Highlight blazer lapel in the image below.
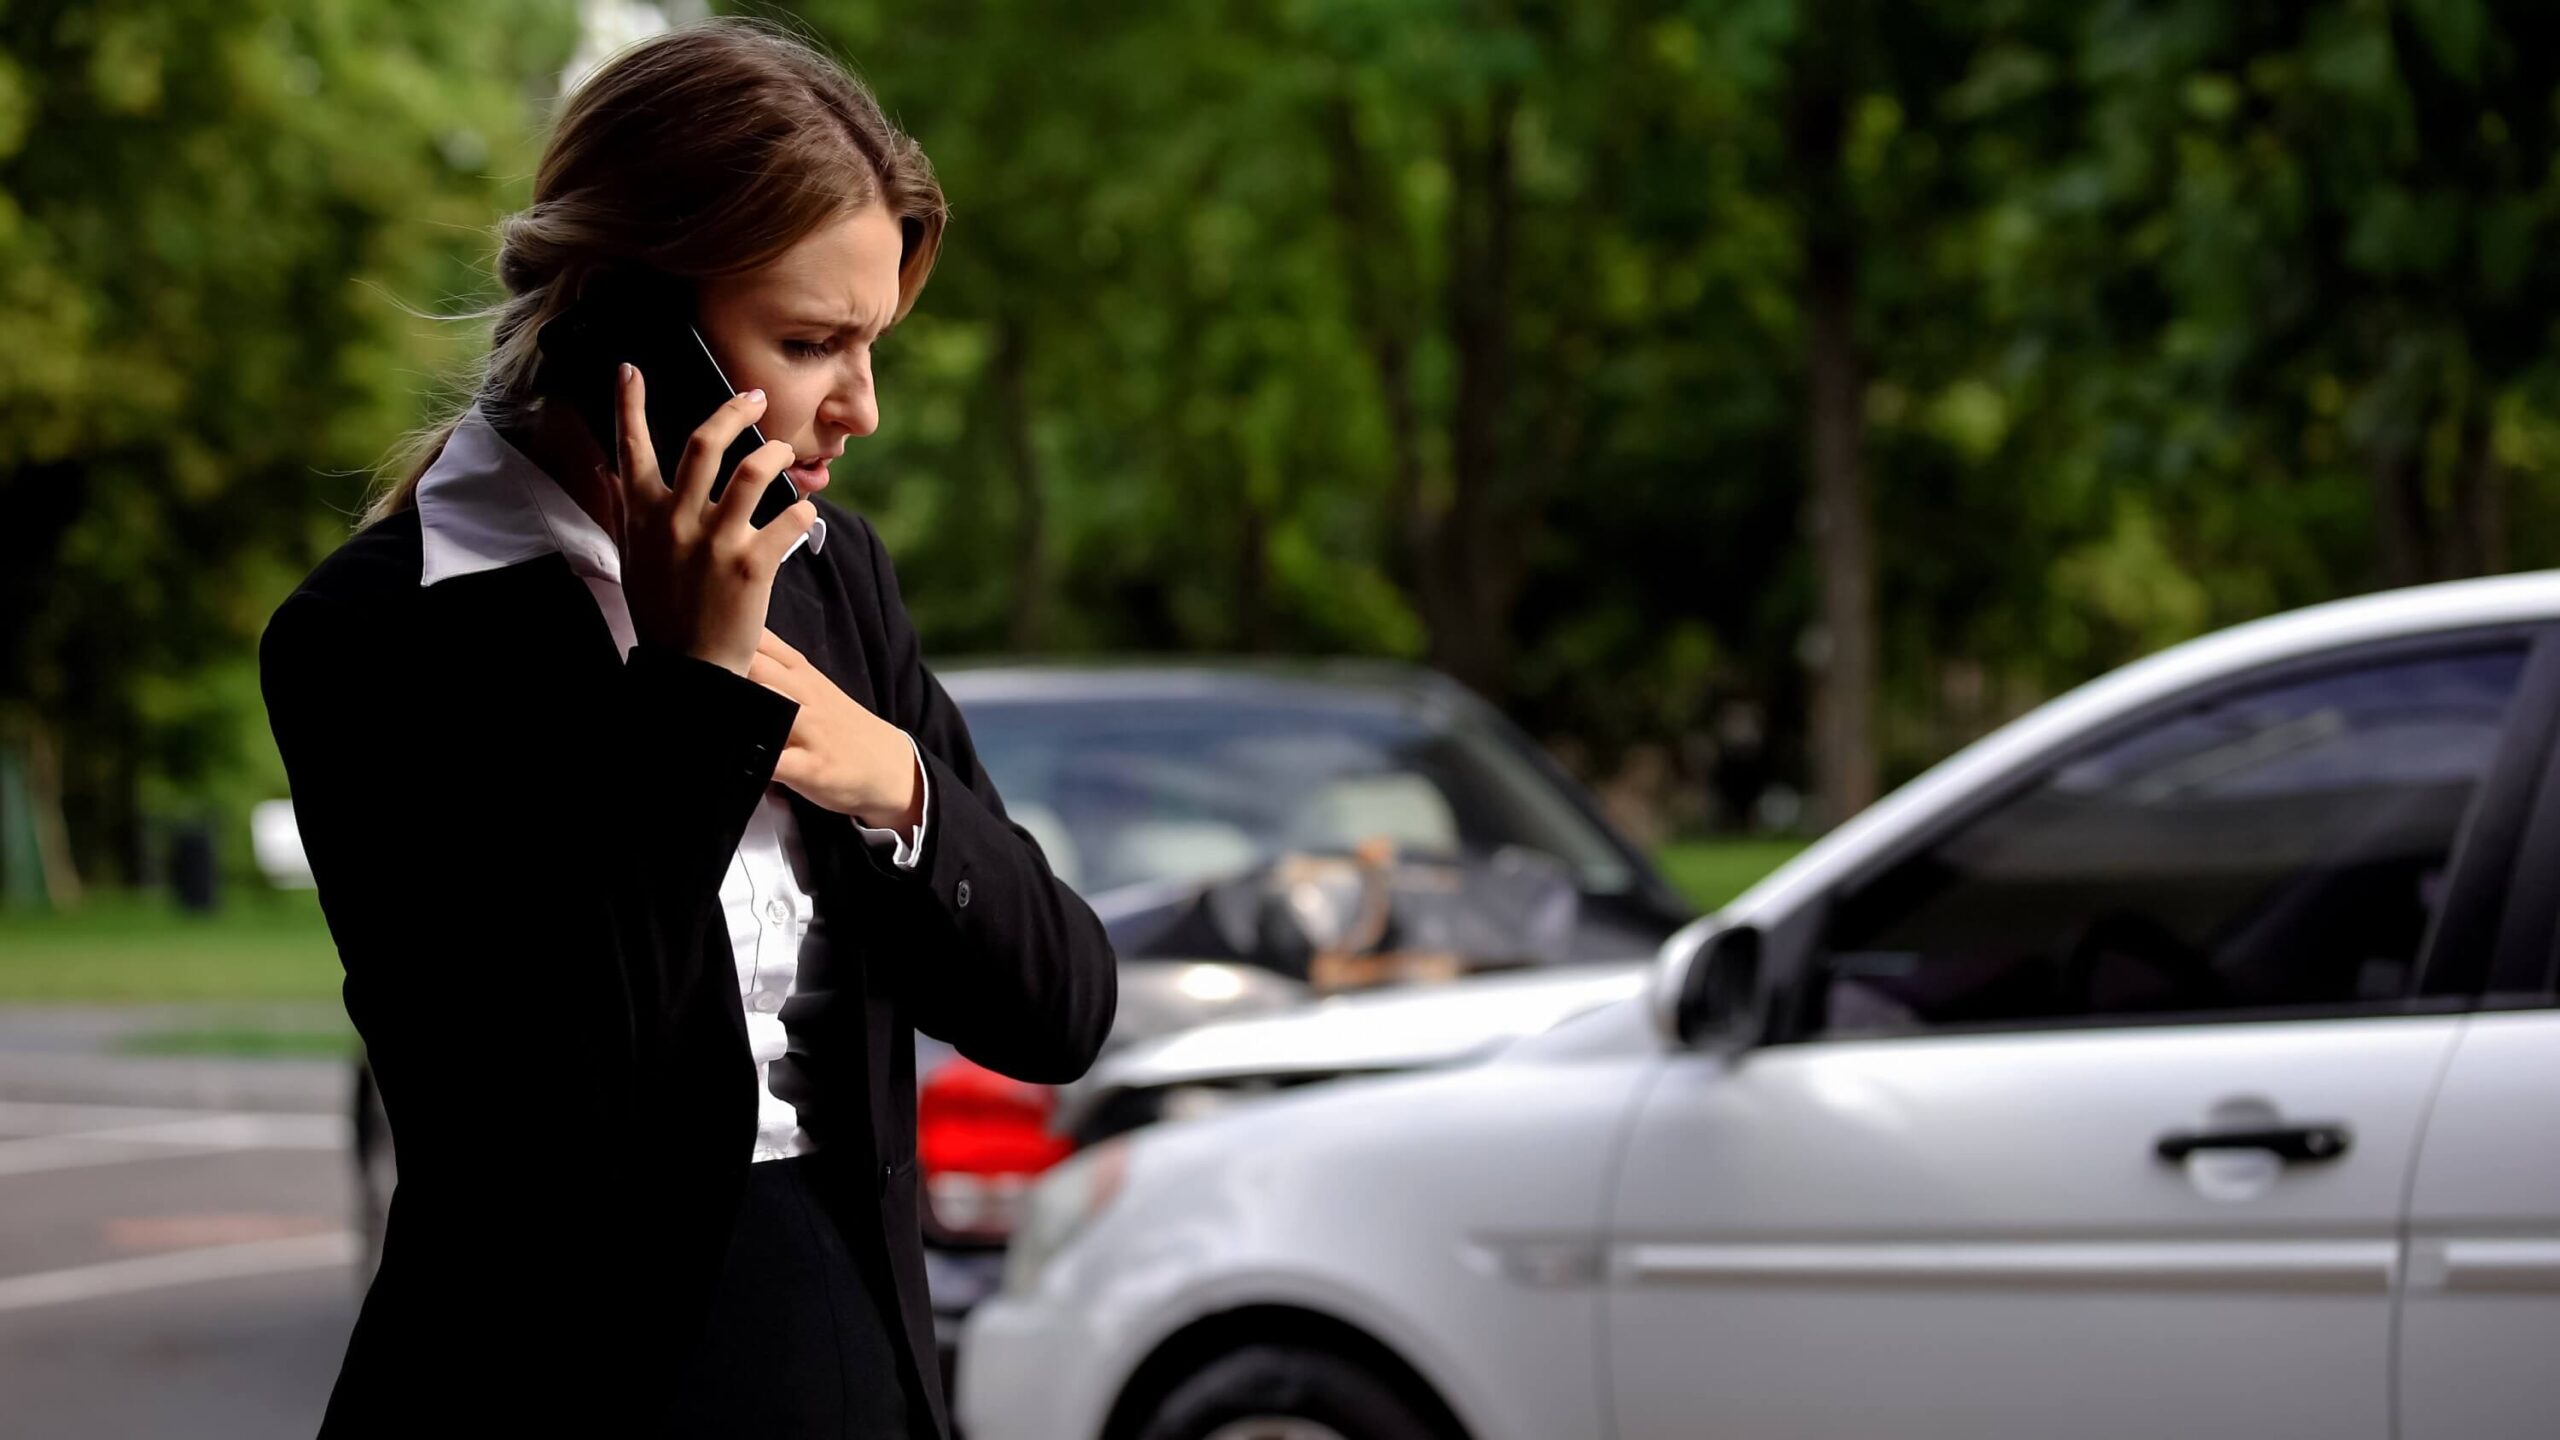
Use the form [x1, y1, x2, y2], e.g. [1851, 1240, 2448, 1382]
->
[764, 547, 873, 704]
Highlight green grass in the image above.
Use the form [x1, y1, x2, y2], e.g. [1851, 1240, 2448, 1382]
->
[0, 837, 1808, 1015]
[1654, 837, 1809, 912]
[116, 1024, 357, 1057]
[0, 889, 343, 1002]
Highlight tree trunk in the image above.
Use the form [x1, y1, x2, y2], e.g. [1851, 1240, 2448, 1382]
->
[2369, 442, 2433, 587]
[1434, 86, 1523, 696]
[1321, 97, 1437, 638]
[1233, 494, 1270, 651]
[1322, 90, 1529, 696]
[994, 316, 1048, 650]
[2450, 401, 2504, 577]
[1793, 0, 1880, 830]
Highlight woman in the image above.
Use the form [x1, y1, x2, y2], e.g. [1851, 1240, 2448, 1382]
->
[258, 19, 1115, 1438]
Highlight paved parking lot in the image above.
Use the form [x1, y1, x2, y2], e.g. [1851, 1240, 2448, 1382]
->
[0, 1090, 360, 1438]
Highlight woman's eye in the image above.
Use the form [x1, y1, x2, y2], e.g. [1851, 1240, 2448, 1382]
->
[784, 338, 836, 360]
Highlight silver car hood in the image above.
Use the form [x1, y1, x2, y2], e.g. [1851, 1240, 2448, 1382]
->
[1074, 961, 1651, 1107]
[1107, 959, 1311, 1042]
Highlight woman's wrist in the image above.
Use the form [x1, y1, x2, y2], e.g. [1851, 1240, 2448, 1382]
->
[851, 721, 924, 829]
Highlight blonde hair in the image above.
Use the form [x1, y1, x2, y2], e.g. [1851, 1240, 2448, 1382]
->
[360, 16, 947, 529]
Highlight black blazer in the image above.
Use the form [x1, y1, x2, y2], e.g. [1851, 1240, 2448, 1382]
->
[258, 498, 1116, 1438]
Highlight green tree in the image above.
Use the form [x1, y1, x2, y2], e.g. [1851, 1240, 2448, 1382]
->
[1, 0, 580, 891]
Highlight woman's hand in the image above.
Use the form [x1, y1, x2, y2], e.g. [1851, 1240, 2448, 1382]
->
[747, 629, 923, 828]
[603, 363, 821, 677]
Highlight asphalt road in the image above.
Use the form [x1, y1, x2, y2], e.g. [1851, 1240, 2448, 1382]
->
[0, 1092, 361, 1439]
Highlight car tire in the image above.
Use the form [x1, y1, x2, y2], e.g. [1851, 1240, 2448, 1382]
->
[1134, 1343, 1451, 1440]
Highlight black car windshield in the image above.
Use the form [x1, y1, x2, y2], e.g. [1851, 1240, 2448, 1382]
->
[956, 692, 1638, 902]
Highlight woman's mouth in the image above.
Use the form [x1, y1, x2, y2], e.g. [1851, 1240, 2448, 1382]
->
[788, 455, 832, 494]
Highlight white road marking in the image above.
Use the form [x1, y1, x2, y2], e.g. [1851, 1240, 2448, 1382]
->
[0, 1100, 253, 1133]
[101, 1213, 342, 1251]
[0, 1109, 345, 1177]
[0, 1231, 360, 1313]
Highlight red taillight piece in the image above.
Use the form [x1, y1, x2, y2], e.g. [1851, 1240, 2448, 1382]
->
[918, 1058, 1073, 1240]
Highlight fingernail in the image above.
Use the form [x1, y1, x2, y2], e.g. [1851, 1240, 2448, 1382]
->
[619, 362, 634, 381]
[744, 388, 765, 403]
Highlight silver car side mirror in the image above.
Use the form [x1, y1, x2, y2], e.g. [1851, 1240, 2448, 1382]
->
[1648, 915, 1764, 1050]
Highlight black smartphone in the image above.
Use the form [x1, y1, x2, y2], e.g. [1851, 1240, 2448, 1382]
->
[535, 268, 801, 529]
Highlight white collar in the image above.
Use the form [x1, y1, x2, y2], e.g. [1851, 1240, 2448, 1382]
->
[416, 402, 825, 587]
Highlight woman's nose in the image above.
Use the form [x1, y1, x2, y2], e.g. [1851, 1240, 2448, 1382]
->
[825, 357, 879, 437]
[832, 392, 879, 438]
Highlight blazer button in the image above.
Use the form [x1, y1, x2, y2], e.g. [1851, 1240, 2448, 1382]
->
[954, 878, 972, 908]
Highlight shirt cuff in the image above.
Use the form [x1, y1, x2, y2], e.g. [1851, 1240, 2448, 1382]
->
[852, 729, 929, 870]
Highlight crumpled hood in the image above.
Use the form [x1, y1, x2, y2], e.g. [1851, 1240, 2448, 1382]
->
[1069, 961, 1653, 1112]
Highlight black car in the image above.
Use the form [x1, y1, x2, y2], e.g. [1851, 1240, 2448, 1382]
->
[349, 658, 1695, 1389]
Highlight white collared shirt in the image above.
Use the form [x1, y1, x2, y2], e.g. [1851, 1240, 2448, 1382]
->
[416, 403, 928, 1163]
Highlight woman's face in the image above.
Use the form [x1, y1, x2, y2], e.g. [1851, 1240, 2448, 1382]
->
[693, 202, 906, 499]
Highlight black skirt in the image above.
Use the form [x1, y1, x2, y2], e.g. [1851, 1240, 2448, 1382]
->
[658, 1149, 932, 1438]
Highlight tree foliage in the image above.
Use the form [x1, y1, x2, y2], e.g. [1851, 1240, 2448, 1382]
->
[10, 0, 2560, 889]
[1, 0, 578, 885]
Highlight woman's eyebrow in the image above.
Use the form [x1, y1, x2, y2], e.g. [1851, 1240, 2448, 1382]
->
[782, 307, 892, 338]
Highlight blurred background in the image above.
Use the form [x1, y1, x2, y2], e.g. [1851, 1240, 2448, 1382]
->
[3, 0, 2558, 1433]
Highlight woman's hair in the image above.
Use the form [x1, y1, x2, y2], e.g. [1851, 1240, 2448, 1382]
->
[359, 16, 946, 529]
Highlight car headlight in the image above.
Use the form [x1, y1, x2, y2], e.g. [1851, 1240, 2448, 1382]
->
[1159, 1084, 1243, 1125]
[1000, 1138, 1129, 1297]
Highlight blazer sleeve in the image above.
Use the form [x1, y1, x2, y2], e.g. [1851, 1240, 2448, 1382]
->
[849, 518, 1119, 1084]
[258, 585, 801, 1192]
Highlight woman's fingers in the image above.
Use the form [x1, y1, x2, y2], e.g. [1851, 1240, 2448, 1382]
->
[746, 648, 799, 698]
[769, 742, 812, 793]
[673, 388, 776, 517]
[713, 438, 799, 541]
[604, 369, 821, 678]
[747, 499, 822, 570]
[758, 627, 810, 668]
[613, 363, 658, 506]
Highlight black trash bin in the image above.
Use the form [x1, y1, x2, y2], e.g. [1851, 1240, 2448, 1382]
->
[169, 822, 220, 914]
